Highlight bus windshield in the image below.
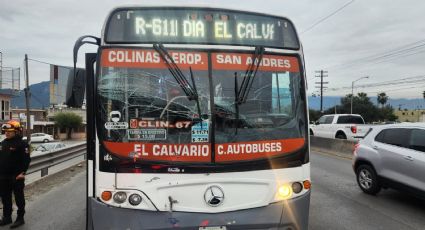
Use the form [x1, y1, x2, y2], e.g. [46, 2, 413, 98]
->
[97, 48, 307, 172]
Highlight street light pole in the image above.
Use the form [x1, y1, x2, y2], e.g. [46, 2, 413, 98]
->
[351, 76, 369, 114]
[351, 81, 354, 114]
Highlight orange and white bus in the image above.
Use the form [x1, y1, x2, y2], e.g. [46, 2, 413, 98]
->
[74, 6, 311, 230]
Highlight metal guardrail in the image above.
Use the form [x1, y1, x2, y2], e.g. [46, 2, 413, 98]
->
[27, 143, 86, 178]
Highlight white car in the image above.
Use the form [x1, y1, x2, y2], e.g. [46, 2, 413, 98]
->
[31, 142, 67, 157]
[23, 133, 54, 143]
[310, 114, 373, 140]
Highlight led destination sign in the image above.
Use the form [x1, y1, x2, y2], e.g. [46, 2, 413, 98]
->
[105, 8, 299, 49]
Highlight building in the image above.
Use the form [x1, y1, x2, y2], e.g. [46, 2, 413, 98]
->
[0, 89, 13, 122]
[11, 108, 57, 136]
[11, 108, 47, 121]
[11, 107, 87, 140]
[394, 109, 425, 122]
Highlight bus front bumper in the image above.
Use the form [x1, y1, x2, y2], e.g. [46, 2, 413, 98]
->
[88, 191, 310, 230]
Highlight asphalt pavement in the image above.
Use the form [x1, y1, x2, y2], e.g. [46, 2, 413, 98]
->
[0, 166, 86, 230]
[1, 152, 424, 230]
[309, 152, 425, 230]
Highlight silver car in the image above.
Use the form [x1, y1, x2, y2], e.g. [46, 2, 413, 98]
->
[353, 123, 425, 198]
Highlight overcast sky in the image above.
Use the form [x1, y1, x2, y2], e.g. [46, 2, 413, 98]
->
[1, 0, 425, 99]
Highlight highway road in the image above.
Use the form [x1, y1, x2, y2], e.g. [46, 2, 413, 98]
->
[309, 152, 425, 230]
[2, 152, 424, 230]
[0, 164, 86, 230]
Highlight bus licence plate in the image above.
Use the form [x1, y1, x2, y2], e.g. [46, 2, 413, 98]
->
[199, 227, 227, 230]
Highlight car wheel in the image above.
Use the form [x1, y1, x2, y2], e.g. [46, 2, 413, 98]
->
[310, 129, 314, 136]
[336, 133, 347, 139]
[43, 139, 49, 143]
[356, 165, 381, 195]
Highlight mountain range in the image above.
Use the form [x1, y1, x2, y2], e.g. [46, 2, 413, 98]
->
[308, 95, 424, 111]
[8, 81, 425, 110]
[10, 81, 50, 109]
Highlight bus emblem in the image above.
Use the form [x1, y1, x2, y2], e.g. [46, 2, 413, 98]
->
[204, 186, 224, 207]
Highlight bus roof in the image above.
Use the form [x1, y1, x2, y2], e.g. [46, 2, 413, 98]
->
[103, 4, 294, 24]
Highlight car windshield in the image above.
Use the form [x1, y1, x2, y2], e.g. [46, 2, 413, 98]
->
[97, 48, 307, 172]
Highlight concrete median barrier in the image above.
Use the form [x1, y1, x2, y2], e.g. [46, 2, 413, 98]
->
[310, 136, 357, 159]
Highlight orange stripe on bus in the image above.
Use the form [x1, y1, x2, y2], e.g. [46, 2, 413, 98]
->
[102, 138, 305, 163]
[215, 138, 305, 162]
[101, 49, 208, 70]
[212, 53, 300, 72]
[103, 141, 211, 163]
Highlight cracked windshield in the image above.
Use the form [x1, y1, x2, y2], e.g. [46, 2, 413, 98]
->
[97, 49, 306, 165]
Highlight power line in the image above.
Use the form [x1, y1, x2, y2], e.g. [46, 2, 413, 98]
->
[360, 85, 425, 94]
[325, 39, 425, 69]
[367, 43, 425, 63]
[28, 58, 73, 69]
[373, 48, 425, 65]
[327, 75, 425, 92]
[327, 83, 425, 95]
[329, 79, 425, 92]
[301, 0, 356, 34]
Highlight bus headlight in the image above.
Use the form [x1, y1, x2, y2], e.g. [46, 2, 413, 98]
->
[113, 191, 127, 204]
[129, 194, 142, 206]
[277, 184, 292, 200]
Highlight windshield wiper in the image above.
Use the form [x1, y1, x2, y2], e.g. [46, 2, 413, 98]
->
[189, 67, 203, 123]
[234, 72, 240, 134]
[153, 43, 203, 122]
[236, 46, 265, 104]
[153, 44, 197, 99]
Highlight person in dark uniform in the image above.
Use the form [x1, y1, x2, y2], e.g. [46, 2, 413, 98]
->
[0, 120, 31, 228]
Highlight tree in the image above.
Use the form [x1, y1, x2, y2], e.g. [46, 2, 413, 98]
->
[54, 112, 83, 139]
[357, 92, 368, 100]
[323, 92, 397, 122]
[337, 92, 379, 122]
[423, 90, 425, 100]
[377, 92, 389, 108]
[379, 105, 398, 121]
[309, 109, 322, 122]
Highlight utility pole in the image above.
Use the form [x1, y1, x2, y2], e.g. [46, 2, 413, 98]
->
[24, 54, 31, 143]
[0, 51, 2, 88]
[315, 70, 328, 113]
